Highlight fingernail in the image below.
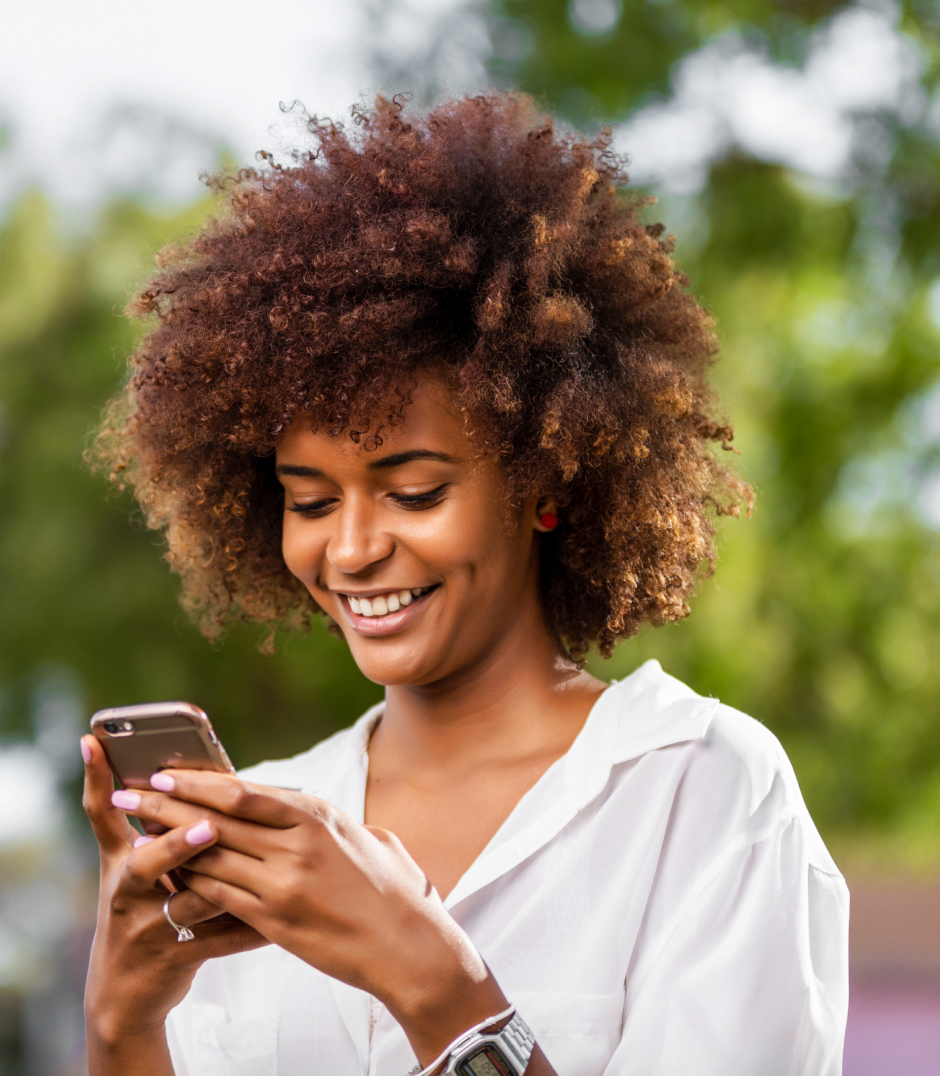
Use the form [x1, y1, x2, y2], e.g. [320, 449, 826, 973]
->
[111, 790, 141, 811]
[149, 772, 175, 792]
[185, 821, 214, 846]
[134, 835, 155, 848]
[80, 739, 92, 764]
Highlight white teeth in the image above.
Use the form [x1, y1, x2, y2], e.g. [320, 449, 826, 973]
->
[349, 587, 430, 617]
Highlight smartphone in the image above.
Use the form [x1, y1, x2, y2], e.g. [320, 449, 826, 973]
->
[90, 701, 235, 791]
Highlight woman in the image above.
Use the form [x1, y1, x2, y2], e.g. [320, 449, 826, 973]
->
[82, 93, 849, 1075]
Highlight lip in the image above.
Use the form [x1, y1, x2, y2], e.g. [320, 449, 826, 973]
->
[336, 587, 437, 637]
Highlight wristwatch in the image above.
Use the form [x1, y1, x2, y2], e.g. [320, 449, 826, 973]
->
[409, 1006, 536, 1076]
[445, 1009, 535, 1075]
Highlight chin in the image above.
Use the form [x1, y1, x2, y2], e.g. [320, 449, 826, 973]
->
[346, 642, 440, 689]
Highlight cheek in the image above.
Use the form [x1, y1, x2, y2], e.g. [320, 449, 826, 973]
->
[421, 502, 524, 591]
[281, 517, 322, 588]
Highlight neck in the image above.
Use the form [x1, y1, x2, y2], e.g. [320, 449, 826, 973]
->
[377, 592, 605, 774]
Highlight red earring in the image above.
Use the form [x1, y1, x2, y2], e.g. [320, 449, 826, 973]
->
[540, 513, 558, 530]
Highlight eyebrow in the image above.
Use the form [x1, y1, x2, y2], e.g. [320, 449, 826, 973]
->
[275, 449, 460, 478]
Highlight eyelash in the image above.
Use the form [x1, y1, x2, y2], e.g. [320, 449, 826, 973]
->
[287, 484, 449, 516]
[392, 484, 449, 507]
[287, 499, 333, 516]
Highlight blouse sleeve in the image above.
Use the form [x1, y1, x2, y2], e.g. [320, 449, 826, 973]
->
[605, 808, 849, 1076]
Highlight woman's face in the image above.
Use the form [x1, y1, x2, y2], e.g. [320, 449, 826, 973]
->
[276, 374, 549, 688]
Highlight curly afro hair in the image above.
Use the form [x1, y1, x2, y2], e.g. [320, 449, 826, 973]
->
[93, 91, 750, 660]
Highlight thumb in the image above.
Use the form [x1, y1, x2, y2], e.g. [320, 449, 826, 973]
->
[81, 734, 138, 856]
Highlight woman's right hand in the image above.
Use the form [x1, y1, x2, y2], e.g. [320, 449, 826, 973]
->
[81, 735, 267, 1075]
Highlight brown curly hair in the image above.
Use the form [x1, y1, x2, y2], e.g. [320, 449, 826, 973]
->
[93, 91, 750, 660]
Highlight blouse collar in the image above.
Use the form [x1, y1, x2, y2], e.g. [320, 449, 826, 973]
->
[306, 660, 717, 911]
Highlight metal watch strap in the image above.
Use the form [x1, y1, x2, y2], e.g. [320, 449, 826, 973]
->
[443, 1009, 536, 1075]
[407, 1005, 535, 1076]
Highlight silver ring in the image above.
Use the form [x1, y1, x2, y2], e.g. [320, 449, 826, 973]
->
[163, 894, 195, 942]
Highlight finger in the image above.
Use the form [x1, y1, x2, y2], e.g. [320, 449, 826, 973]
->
[182, 868, 264, 925]
[111, 789, 267, 855]
[188, 918, 270, 961]
[81, 735, 138, 855]
[120, 819, 219, 896]
[129, 837, 197, 897]
[148, 769, 307, 828]
[182, 844, 266, 898]
[157, 883, 226, 928]
[152, 890, 270, 960]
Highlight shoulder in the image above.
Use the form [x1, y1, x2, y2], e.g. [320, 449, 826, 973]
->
[696, 701, 795, 812]
[611, 662, 840, 876]
[236, 702, 382, 794]
[702, 703, 841, 874]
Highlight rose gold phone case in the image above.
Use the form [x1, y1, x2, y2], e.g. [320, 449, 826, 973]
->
[90, 701, 235, 790]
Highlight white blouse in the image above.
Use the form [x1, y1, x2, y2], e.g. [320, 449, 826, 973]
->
[165, 660, 849, 1076]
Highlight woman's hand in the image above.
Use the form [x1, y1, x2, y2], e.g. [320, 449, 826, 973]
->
[81, 736, 268, 1076]
[117, 769, 512, 1068]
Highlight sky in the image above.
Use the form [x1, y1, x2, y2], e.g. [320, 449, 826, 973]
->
[618, 4, 924, 192]
[0, 0, 450, 206]
[1, 0, 926, 208]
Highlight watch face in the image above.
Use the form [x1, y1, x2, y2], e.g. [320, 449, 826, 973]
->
[456, 1044, 514, 1076]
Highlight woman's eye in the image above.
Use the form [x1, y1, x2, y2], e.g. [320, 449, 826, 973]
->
[286, 485, 449, 515]
[390, 484, 449, 509]
[287, 498, 335, 516]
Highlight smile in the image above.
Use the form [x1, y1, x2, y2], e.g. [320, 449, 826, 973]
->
[346, 587, 432, 618]
[337, 586, 437, 637]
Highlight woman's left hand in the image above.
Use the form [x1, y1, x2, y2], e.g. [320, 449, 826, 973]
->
[112, 771, 509, 1067]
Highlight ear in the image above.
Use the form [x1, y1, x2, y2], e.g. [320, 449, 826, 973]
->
[533, 496, 559, 533]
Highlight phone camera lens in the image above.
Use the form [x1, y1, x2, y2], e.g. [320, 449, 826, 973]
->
[103, 721, 119, 734]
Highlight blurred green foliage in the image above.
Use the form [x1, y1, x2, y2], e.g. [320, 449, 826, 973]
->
[0, 191, 382, 768]
[493, 0, 848, 121]
[1, 0, 939, 866]
[491, 0, 940, 862]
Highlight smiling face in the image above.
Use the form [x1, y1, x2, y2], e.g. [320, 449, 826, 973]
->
[276, 374, 555, 688]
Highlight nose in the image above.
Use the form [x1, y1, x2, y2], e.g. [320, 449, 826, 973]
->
[326, 494, 395, 576]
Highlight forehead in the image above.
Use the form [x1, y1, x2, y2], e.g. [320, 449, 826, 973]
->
[276, 371, 468, 463]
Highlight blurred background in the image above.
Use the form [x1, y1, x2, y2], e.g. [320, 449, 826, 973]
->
[0, 0, 938, 1071]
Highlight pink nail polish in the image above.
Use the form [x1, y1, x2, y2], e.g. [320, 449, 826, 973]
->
[185, 821, 214, 846]
[134, 835, 155, 848]
[111, 790, 141, 811]
[80, 739, 92, 764]
[149, 772, 175, 792]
